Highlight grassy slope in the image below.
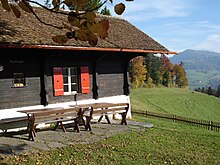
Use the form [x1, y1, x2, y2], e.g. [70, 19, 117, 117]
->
[130, 88, 220, 122]
[187, 69, 220, 89]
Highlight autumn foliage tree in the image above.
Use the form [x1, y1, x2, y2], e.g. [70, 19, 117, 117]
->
[160, 54, 174, 87]
[130, 54, 188, 89]
[0, 0, 133, 45]
[129, 56, 147, 88]
[174, 64, 188, 88]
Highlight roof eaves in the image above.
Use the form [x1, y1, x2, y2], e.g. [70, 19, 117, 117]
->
[0, 44, 176, 54]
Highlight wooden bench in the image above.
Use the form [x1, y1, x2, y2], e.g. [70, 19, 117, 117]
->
[0, 116, 28, 133]
[84, 103, 129, 131]
[26, 107, 83, 141]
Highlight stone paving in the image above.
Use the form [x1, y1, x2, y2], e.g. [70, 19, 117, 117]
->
[0, 120, 153, 157]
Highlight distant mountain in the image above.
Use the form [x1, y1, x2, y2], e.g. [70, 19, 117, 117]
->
[170, 49, 220, 89]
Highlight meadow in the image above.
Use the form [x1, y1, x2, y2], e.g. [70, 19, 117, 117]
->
[130, 88, 220, 122]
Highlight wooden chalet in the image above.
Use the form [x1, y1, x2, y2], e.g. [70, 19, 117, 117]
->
[0, 6, 175, 121]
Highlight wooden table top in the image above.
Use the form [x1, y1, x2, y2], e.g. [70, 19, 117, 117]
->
[17, 107, 65, 114]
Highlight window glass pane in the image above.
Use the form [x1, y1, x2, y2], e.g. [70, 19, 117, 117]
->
[71, 67, 77, 75]
[62, 68, 68, 75]
[13, 73, 25, 87]
[71, 85, 77, 91]
[64, 85, 68, 92]
[71, 76, 76, 83]
[62, 67, 78, 94]
[63, 77, 68, 84]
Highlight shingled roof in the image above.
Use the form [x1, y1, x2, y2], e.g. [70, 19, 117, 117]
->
[0, 6, 174, 54]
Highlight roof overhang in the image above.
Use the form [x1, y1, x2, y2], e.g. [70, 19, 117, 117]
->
[0, 44, 177, 55]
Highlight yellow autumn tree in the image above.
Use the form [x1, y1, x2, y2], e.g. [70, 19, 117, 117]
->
[129, 56, 147, 88]
[174, 64, 188, 88]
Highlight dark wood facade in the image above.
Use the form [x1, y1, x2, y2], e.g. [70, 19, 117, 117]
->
[0, 6, 174, 111]
[0, 47, 133, 109]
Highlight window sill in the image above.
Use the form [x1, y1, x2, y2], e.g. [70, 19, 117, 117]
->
[64, 92, 77, 96]
[11, 85, 28, 88]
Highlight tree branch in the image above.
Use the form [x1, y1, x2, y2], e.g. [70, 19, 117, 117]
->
[23, 0, 64, 29]
[20, 0, 109, 30]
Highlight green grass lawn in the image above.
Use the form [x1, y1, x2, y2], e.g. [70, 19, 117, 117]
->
[130, 88, 220, 122]
[2, 116, 220, 165]
[1, 88, 220, 165]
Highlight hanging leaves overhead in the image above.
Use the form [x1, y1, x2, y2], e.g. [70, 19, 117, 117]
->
[0, 0, 131, 46]
[114, 3, 125, 15]
[10, 5, 21, 18]
[1, 0, 10, 11]
[52, 35, 68, 44]
[18, 1, 32, 13]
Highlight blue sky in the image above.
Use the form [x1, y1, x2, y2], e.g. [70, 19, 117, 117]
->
[36, 0, 220, 53]
[104, 0, 220, 53]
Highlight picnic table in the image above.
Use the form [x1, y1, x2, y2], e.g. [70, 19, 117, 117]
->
[18, 107, 83, 141]
[70, 102, 129, 130]
[83, 102, 129, 131]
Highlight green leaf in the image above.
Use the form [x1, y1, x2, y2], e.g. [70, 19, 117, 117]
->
[1, 0, 11, 11]
[52, 35, 68, 44]
[88, 32, 98, 46]
[18, 1, 32, 13]
[83, 11, 96, 23]
[114, 3, 125, 15]
[75, 29, 89, 41]
[68, 12, 80, 27]
[87, 22, 97, 33]
[96, 19, 109, 39]
[10, 5, 21, 18]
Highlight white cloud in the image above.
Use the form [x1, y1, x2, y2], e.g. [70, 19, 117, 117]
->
[194, 34, 220, 53]
[207, 34, 220, 41]
[109, 0, 190, 22]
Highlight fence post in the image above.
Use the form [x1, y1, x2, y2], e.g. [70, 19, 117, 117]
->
[173, 115, 176, 123]
[209, 121, 213, 131]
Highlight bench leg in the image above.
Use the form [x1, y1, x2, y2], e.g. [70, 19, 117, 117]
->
[120, 112, 127, 125]
[98, 115, 104, 122]
[28, 125, 36, 141]
[85, 116, 92, 131]
[55, 121, 66, 132]
[105, 115, 111, 124]
[28, 117, 36, 141]
[98, 115, 111, 124]
[73, 118, 80, 133]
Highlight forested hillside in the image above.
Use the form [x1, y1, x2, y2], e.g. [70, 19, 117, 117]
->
[129, 54, 188, 89]
[170, 49, 220, 89]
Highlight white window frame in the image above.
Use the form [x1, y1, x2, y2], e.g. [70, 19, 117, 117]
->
[63, 67, 78, 95]
[13, 73, 26, 87]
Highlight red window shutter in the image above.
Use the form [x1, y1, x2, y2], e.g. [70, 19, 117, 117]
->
[53, 67, 64, 96]
[80, 66, 90, 94]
